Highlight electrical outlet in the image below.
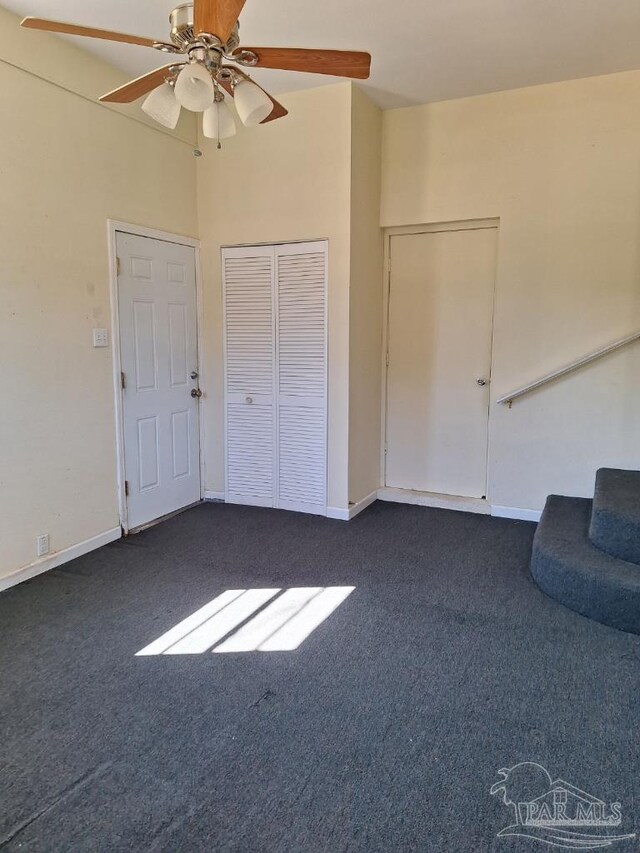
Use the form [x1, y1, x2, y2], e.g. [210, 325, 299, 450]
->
[36, 533, 50, 557]
[92, 328, 109, 348]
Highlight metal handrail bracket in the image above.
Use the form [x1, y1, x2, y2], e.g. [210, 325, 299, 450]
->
[497, 329, 640, 406]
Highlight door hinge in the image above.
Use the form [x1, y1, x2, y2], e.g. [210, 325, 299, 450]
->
[121, 371, 126, 390]
[116, 256, 121, 276]
[124, 480, 129, 497]
[385, 351, 390, 367]
[387, 257, 391, 273]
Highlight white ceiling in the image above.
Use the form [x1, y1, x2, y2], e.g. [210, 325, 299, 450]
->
[5, 0, 640, 108]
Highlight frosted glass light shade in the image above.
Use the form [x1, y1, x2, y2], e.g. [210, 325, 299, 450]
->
[141, 83, 181, 129]
[233, 79, 272, 126]
[203, 100, 237, 140]
[174, 62, 214, 112]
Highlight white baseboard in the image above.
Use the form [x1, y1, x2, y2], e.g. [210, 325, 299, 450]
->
[490, 505, 542, 522]
[203, 490, 225, 502]
[205, 495, 367, 519]
[347, 490, 378, 520]
[326, 506, 350, 521]
[0, 526, 122, 593]
[201, 490, 541, 524]
[377, 487, 490, 515]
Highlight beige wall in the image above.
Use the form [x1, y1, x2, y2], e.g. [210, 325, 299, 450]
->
[381, 71, 640, 510]
[4, 4, 640, 585]
[0, 8, 198, 581]
[349, 87, 383, 504]
[197, 82, 353, 511]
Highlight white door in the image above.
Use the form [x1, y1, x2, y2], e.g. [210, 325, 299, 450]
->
[385, 226, 497, 498]
[117, 232, 201, 529]
[222, 241, 327, 514]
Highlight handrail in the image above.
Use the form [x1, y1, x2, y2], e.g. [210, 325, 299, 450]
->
[497, 329, 640, 406]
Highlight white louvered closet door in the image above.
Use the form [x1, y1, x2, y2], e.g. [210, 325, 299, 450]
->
[223, 246, 276, 507]
[222, 241, 327, 515]
[275, 242, 327, 515]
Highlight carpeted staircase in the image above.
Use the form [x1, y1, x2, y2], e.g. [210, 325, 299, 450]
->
[531, 468, 640, 634]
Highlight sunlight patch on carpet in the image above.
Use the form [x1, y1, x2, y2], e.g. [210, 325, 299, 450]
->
[135, 587, 355, 655]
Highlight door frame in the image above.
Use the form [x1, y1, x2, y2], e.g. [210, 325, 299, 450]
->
[107, 220, 203, 534]
[381, 218, 500, 501]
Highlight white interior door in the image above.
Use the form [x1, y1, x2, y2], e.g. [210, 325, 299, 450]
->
[385, 226, 497, 498]
[117, 232, 200, 529]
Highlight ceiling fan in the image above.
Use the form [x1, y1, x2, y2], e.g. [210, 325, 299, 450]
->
[21, 2, 371, 144]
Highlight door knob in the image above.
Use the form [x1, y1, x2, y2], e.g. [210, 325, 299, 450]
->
[191, 388, 202, 398]
[476, 377, 488, 386]
[246, 396, 253, 404]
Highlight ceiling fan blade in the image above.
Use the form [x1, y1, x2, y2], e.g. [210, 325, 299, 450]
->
[219, 68, 288, 124]
[240, 47, 371, 80]
[99, 65, 183, 104]
[194, 0, 246, 43]
[20, 17, 157, 48]
[258, 90, 288, 124]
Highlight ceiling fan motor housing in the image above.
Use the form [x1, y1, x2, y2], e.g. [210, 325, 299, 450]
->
[169, 3, 240, 52]
[169, 4, 194, 47]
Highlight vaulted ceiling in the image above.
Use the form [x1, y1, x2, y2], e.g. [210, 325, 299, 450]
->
[5, 0, 640, 108]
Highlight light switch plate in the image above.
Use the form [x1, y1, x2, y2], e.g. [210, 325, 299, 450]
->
[93, 328, 109, 348]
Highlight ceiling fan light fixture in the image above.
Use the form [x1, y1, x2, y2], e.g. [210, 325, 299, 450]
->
[203, 100, 237, 140]
[233, 79, 272, 126]
[19, 6, 373, 129]
[174, 61, 215, 112]
[141, 82, 181, 129]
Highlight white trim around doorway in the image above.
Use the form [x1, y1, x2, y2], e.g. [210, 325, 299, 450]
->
[380, 218, 500, 505]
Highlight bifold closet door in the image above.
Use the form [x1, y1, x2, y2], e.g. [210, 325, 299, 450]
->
[222, 241, 327, 515]
[275, 242, 327, 514]
[223, 246, 275, 507]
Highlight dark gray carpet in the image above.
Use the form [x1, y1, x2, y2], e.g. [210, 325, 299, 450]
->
[532, 495, 640, 635]
[1, 501, 639, 852]
[590, 468, 640, 564]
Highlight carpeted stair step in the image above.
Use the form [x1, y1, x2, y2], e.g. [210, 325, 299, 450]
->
[531, 495, 640, 634]
[589, 468, 640, 565]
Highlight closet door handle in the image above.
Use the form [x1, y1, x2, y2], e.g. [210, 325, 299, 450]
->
[246, 396, 253, 404]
